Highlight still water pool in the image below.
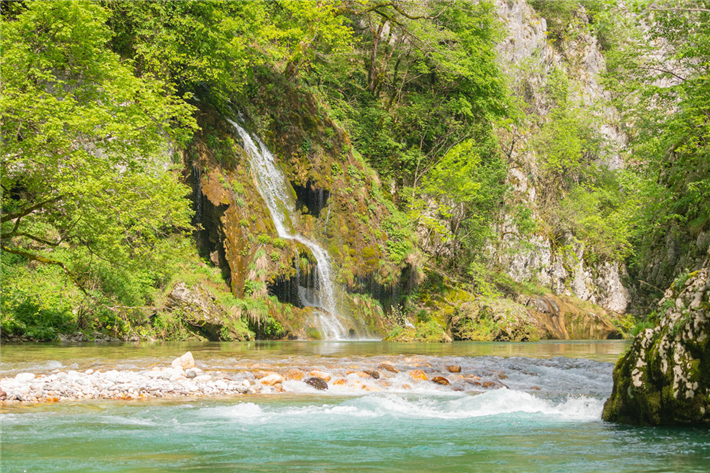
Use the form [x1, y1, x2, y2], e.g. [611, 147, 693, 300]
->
[2, 341, 709, 472]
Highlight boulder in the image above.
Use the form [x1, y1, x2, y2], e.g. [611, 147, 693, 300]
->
[260, 374, 284, 386]
[431, 376, 450, 386]
[409, 370, 428, 381]
[446, 365, 461, 373]
[603, 250, 710, 425]
[362, 370, 380, 379]
[171, 352, 195, 370]
[285, 369, 305, 381]
[309, 370, 331, 382]
[167, 283, 236, 341]
[304, 377, 328, 390]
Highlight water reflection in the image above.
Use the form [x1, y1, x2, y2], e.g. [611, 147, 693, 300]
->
[0, 340, 629, 375]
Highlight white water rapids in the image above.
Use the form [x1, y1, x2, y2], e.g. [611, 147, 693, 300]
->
[229, 120, 348, 339]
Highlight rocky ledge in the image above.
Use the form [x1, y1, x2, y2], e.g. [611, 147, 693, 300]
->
[603, 249, 710, 425]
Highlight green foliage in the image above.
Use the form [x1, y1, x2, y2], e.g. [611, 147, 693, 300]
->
[418, 138, 508, 272]
[556, 172, 636, 261]
[601, 0, 710, 277]
[381, 208, 415, 265]
[530, 1, 582, 44]
[1, 1, 195, 317]
[533, 68, 602, 189]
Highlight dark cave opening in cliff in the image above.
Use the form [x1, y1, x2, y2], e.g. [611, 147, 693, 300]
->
[293, 180, 330, 218]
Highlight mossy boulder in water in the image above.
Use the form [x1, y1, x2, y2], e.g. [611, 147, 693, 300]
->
[603, 251, 710, 425]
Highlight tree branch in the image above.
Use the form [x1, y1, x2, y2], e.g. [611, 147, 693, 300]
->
[1, 244, 88, 296]
[1, 196, 62, 223]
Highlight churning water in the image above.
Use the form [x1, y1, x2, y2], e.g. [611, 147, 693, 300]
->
[2, 341, 709, 472]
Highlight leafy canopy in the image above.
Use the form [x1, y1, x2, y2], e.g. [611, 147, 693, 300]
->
[1, 1, 196, 303]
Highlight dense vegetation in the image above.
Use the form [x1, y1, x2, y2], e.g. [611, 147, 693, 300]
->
[2, 0, 708, 341]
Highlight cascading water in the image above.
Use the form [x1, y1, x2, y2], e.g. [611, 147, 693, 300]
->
[228, 119, 349, 340]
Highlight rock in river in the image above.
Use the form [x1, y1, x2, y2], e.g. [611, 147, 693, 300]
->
[172, 352, 196, 370]
[431, 376, 450, 386]
[409, 370, 427, 381]
[305, 377, 328, 391]
[603, 249, 710, 425]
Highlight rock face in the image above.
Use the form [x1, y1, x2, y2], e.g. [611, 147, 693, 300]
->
[166, 283, 231, 341]
[603, 251, 710, 425]
[492, 0, 630, 314]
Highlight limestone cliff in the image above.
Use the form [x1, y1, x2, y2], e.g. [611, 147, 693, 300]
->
[493, 0, 630, 314]
[603, 249, 710, 425]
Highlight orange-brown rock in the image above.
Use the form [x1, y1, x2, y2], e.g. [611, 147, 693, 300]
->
[482, 381, 502, 389]
[409, 370, 427, 381]
[332, 379, 348, 386]
[362, 370, 380, 379]
[309, 370, 332, 382]
[431, 376, 450, 386]
[260, 374, 284, 386]
[253, 370, 279, 379]
[285, 369, 305, 381]
[530, 386, 541, 391]
[378, 362, 399, 373]
[446, 365, 461, 373]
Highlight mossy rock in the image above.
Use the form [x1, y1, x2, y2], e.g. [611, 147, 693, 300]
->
[384, 320, 452, 343]
[603, 254, 710, 425]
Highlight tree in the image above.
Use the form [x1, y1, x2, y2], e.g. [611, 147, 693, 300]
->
[603, 0, 710, 264]
[1, 1, 196, 304]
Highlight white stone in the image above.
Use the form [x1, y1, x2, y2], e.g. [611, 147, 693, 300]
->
[15, 373, 35, 382]
[171, 352, 196, 370]
[260, 374, 284, 386]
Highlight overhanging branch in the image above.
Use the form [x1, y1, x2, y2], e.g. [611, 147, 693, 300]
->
[1, 244, 88, 296]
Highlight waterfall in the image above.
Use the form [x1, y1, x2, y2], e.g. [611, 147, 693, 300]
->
[228, 119, 349, 340]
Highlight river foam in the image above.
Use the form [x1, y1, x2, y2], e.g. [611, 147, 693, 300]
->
[202, 390, 604, 423]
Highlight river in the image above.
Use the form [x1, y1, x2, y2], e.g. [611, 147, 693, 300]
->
[2, 341, 709, 472]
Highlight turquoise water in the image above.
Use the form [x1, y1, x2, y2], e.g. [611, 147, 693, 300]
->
[2, 341, 709, 472]
[3, 395, 709, 472]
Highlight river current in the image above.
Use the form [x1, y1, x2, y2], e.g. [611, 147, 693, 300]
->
[2, 341, 709, 472]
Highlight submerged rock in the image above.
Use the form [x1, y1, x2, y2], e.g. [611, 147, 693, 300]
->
[304, 377, 328, 391]
[603, 251, 710, 425]
[446, 365, 461, 373]
[362, 370, 380, 379]
[378, 362, 398, 373]
[431, 376, 450, 386]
